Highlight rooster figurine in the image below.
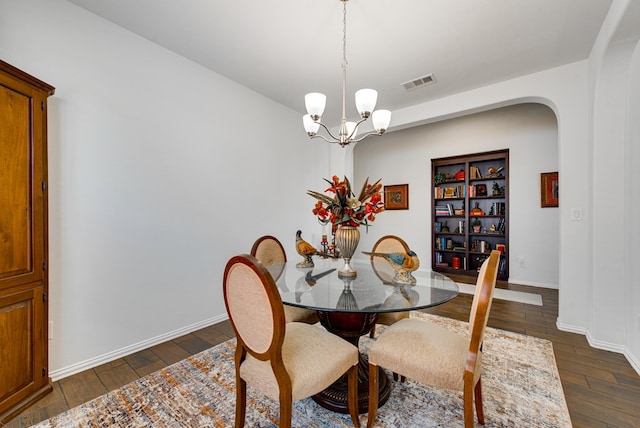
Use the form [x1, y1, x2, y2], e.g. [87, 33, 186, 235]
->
[295, 230, 318, 268]
[362, 250, 420, 284]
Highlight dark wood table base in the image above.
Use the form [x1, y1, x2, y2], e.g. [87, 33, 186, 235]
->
[314, 311, 391, 414]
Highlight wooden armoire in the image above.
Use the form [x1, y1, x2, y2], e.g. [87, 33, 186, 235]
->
[0, 60, 55, 423]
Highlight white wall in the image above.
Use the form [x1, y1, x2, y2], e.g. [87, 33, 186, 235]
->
[0, 0, 327, 378]
[588, 0, 640, 370]
[590, 40, 633, 350]
[352, 104, 559, 288]
[626, 39, 640, 371]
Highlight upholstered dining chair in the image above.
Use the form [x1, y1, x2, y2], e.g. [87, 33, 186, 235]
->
[223, 254, 361, 428]
[366, 250, 501, 428]
[367, 235, 412, 338]
[250, 235, 318, 324]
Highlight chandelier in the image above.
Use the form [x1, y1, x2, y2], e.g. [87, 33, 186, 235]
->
[303, 0, 391, 147]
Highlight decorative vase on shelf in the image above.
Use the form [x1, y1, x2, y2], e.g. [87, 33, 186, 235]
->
[334, 225, 360, 277]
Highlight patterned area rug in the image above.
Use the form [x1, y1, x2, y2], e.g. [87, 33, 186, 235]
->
[33, 313, 571, 427]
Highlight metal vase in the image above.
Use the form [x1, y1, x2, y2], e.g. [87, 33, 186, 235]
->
[335, 225, 360, 277]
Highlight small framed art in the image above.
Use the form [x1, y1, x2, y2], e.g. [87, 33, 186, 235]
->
[541, 171, 558, 208]
[384, 184, 409, 210]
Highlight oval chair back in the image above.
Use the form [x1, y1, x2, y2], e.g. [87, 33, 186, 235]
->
[251, 235, 286, 265]
[368, 235, 412, 338]
[224, 254, 285, 359]
[369, 235, 410, 284]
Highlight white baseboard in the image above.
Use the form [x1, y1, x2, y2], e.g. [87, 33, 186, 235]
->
[624, 348, 640, 376]
[555, 320, 587, 335]
[586, 330, 626, 354]
[506, 277, 559, 289]
[557, 320, 640, 376]
[49, 314, 229, 382]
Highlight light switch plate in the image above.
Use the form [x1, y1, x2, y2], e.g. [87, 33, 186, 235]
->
[571, 208, 583, 221]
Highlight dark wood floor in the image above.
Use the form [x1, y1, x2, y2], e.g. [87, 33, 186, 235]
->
[5, 281, 640, 427]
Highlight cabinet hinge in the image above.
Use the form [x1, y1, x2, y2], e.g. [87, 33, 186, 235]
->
[42, 367, 47, 377]
[42, 181, 47, 191]
[43, 261, 47, 271]
[43, 292, 47, 302]
[41, 101, 45, 111]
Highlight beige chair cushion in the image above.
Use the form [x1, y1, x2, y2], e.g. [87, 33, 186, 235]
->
[368, 318, 482, 391]
[240, 322, 359, 401]
[375, 311, 409, 327]
[284, 306, 319, 324]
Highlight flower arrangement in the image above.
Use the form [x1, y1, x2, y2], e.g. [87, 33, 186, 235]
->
[307, 175, 384, 230]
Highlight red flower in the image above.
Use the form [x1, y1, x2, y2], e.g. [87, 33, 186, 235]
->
[307, 176, 384, 230]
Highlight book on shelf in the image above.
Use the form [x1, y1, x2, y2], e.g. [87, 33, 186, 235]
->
[470, 166, 482, 179]
[435, 204, 449, 215]
[489, 201, 506, 215]
[443, 187, 456, 198]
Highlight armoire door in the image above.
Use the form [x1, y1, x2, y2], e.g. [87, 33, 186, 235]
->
[0, 60, 55, 423]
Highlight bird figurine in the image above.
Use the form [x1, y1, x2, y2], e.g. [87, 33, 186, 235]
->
[295, 230, 318, 268]
[362, 250, 420, 284]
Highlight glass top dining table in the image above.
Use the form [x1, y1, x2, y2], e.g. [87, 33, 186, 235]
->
[265, 257, 459, 414]
[267, 257, 459, 314]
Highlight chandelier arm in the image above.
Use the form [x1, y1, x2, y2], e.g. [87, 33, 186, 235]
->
[309, 134, 342, 144]
[343, 116, 369, 141]
[350, 130, 385, 143]
[314, 120, 342, 142]
[309, 134, 350, 146]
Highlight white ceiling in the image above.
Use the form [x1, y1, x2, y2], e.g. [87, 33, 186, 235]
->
[65, 0, 616, 126]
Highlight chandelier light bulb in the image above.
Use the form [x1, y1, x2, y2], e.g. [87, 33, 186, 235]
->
[303, 114, 320, 135]
[305, 92, 326, 119]
[355, 89, 377, 118]
[372, 109, 392, 133]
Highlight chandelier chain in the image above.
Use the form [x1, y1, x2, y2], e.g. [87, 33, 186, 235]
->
[342, 0, 348, 69]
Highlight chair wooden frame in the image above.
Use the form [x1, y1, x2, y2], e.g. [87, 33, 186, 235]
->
[366, 250, 501, 428]
[223, 254, 360, 428]
[250, 235, 319, 324]
[368, 235, 412, 338]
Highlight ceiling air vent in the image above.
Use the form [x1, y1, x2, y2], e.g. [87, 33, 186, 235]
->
[402, 73, 436, 91]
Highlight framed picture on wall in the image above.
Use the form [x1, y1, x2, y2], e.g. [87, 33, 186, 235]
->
[541, 171, 559, 207]
[384, 184, 409, 210]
